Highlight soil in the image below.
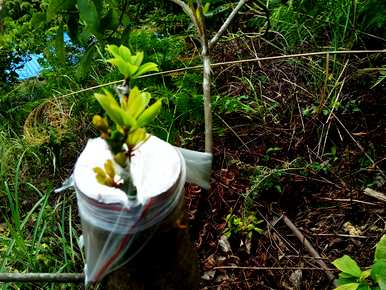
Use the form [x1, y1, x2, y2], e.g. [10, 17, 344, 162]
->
[183, 41, 386, 289]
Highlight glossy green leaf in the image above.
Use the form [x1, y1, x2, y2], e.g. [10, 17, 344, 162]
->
[137, 99, 162, 127]
[130, 51, 144, 67]
[334, 283, 360, 290]
[375, 235, 386, 262]
[95, 90, 125, 126]
[359, 269, 371, 280]
[132, 62, 159, 78]
[127, 128, 147, 146]
[371, 261, 386, 290]
[106, 44, 120, 59]
[107, 58, 130, 78]
[118, 45, 132, 62]
[125, 87, 150, 119]
[107, 58, 138, 79]
[332, 255, 362, 278]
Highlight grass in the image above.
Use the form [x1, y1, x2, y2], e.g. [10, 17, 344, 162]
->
[0, 129, 83, 289]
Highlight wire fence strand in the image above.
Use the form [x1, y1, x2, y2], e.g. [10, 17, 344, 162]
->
[53, 49, 386, 99]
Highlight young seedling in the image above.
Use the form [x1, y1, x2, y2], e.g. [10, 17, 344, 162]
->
[332, 235, 386, 290]
[92, 45, 161, 199]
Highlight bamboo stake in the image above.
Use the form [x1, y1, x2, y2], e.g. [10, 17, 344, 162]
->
[0, 273, 84, 283]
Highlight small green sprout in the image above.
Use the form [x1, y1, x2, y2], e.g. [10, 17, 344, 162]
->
[332, 235, 386, 290]
[106, 44, 159, 80]
[92, 45, 162, 195]
[224, 211, 264, 240]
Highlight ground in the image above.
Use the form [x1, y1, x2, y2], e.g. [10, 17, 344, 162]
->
[183, 41, 386, 289]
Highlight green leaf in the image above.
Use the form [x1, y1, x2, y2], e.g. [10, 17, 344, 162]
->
[336, 277, 359, 286]
[107, 58, 138, 79]
[334, 283, 360, 290]
[77, 0, 99, 35]
[127, 128, 147, 146]
[76, 45, 96, 80]
[132, 62, 159, 78]
[332, 256, 362, 278]
[125, 87, 150, 119]
[95, 90, 125, 127]
[47, 0, 75, 20]
[55, 24, 65, 64]
[371, 261, 386, 290]
[106, 44, 120, 58]
[137, 99, 162, 127]
[107, 57, 130, 78]
[118, 45, 132, 62]
[357, 284, 371, 290]
[375, 235, 386, 262]
[130, 51, 144, 67]
[360, 269, 371, 280]
[104, 160, 115, 179]
[340, 273, 356, 279]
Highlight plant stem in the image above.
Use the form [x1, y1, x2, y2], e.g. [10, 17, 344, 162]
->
[209, 0, 247, 49]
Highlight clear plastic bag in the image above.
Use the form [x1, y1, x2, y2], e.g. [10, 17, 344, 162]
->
[57, 137, 212, 284]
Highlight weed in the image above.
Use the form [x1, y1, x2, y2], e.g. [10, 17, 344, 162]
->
[224, 210, 264, 240]
[332, 235, 386, 290]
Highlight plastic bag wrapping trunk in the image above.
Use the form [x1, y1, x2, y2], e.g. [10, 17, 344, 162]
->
[66, 136, 212, 284]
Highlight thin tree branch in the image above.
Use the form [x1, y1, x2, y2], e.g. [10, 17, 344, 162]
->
[169, 0, 200, 32]
[283, 215, 336, 284]
[0, 273, 84, 283]
[209, 0, 247, 49]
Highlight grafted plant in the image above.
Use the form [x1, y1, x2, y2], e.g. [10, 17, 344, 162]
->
[92, 45, 161, 198]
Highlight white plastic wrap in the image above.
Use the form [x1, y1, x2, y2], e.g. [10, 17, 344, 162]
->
[57, 136, 212, 284]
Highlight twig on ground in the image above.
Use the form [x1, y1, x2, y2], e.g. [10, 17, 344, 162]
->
[318, 197, 379, 206]
[364, 188, 386, 203]
[282, 215, 336, 284]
